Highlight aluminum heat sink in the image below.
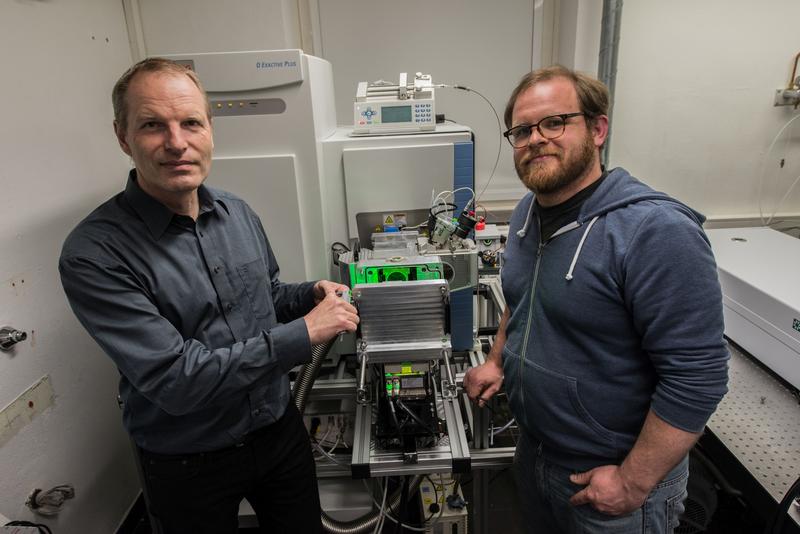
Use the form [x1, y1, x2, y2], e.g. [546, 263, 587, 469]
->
[353, 278, 450, 363]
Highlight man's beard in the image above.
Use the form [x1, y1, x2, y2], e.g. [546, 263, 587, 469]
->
[516, 131, 596, 194]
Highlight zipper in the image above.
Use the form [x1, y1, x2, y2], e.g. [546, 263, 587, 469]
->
[513, 211, 584, 422]
[518, 214, 545, 415]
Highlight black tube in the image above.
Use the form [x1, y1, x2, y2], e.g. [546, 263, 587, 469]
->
[294, 340, 424, 534]
[764, 474, 800, 534]
[292, 338, 336, 415]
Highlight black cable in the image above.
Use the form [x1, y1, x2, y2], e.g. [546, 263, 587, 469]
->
[388, 398, 404, 437]
[764, 473, 800, 534]
[456, 473, 475, 489]
[430, 202, 458, 218]
[330, 241, 351, 267]
[451, 474, 460, 496]
[447, 84, 503, 203]
[395, 398, 438, 437]
[423, 475, 441, 521]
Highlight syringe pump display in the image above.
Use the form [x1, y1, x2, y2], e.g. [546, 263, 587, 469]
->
[353, 72, 435, 135]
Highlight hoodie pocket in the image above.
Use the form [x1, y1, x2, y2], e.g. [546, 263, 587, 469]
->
[521, 359, 619, 459]
[501, 347, 528, 431]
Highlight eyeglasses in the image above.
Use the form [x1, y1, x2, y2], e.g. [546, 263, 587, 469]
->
[503, 112, 586, 148]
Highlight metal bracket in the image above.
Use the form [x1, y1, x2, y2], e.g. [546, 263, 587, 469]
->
[774, 88, 800, 107]
[440, 349, 457, 398]
[356, 352, 369, 404]
[0, 326, 27, 351]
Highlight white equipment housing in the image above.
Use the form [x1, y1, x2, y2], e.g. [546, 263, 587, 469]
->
[321, 124, 473, 268]
[322, 126, 476, 352]
[419, 477, 468, 533]
[165, 49, 336, 282]
[353, 72, 436, 135]
[321, 125, 472, 241]
[706, 227, 800, 389]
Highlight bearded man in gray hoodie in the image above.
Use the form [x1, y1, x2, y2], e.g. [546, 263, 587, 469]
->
[464, 66, 728, 534]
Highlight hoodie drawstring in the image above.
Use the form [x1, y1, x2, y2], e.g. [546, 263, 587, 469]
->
[565, 216, 599, 281]
[516, 197, 535, 238]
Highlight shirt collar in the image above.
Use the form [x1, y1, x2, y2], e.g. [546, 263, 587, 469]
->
[124, 169, 230, 240]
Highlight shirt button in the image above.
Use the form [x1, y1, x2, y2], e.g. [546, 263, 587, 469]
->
[226, 303, 233, 312]
[213, 266, 220, 274]
[199, 231, 204, 237]
[254, 409, 261, 416]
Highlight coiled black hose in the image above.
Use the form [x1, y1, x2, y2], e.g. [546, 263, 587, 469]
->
[293, 340, 422, 534]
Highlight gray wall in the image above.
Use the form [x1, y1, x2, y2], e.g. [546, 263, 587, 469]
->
[311, 0, 539, 201]
[610, 0, 800, 220]
[0, 1, 138, 531]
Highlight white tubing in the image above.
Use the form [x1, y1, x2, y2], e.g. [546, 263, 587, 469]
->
[757, 112, 800, 225]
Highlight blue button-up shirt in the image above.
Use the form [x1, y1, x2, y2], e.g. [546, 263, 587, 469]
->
[60, 171, 316, 454]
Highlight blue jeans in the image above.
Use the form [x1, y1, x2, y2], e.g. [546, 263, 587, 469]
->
[514, 436, 688, 534]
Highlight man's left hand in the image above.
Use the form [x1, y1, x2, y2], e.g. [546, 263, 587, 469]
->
[568, 465, 649, 516]
[313, 280, 349, 304]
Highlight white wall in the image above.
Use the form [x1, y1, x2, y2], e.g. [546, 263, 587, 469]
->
[609, 0, 800, 221]
[556, 0, 602, 74]
[123, 0, 303, 57]
[0, 1, 138, 532]
[310, 0, 533, 201]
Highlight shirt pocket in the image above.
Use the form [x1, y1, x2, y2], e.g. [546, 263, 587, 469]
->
[236, 258, 273, 319]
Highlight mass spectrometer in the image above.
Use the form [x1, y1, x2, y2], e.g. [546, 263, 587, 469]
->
[164, 49, 336, 282]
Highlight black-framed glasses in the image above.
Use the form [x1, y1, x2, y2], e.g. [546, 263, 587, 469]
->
[503, 112, 586, 148]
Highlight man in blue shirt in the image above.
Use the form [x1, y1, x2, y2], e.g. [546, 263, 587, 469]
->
[59, 58, 357, 533]
[463, 66, 728, 533]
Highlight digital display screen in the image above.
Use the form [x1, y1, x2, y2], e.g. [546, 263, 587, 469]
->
[382, 105, 413, 123]
[401, 376, 424, 389]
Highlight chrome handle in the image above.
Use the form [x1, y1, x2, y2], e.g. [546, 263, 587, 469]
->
[0, 326, 27, 351]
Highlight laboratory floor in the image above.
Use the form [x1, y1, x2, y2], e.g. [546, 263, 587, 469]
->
[117, 466, 526, 533]
[117, 450, 778, 534]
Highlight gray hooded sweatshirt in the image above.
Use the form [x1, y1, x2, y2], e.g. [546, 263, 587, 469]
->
[502, 167, 729, 471]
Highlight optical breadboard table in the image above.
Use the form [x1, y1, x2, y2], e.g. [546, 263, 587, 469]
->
[707, 343, 800, 527]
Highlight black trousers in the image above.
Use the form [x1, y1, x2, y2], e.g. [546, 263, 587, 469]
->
[138, 402, 322, 534]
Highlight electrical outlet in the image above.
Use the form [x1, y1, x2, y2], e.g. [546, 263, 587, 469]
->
[0, 375, 54, 447]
